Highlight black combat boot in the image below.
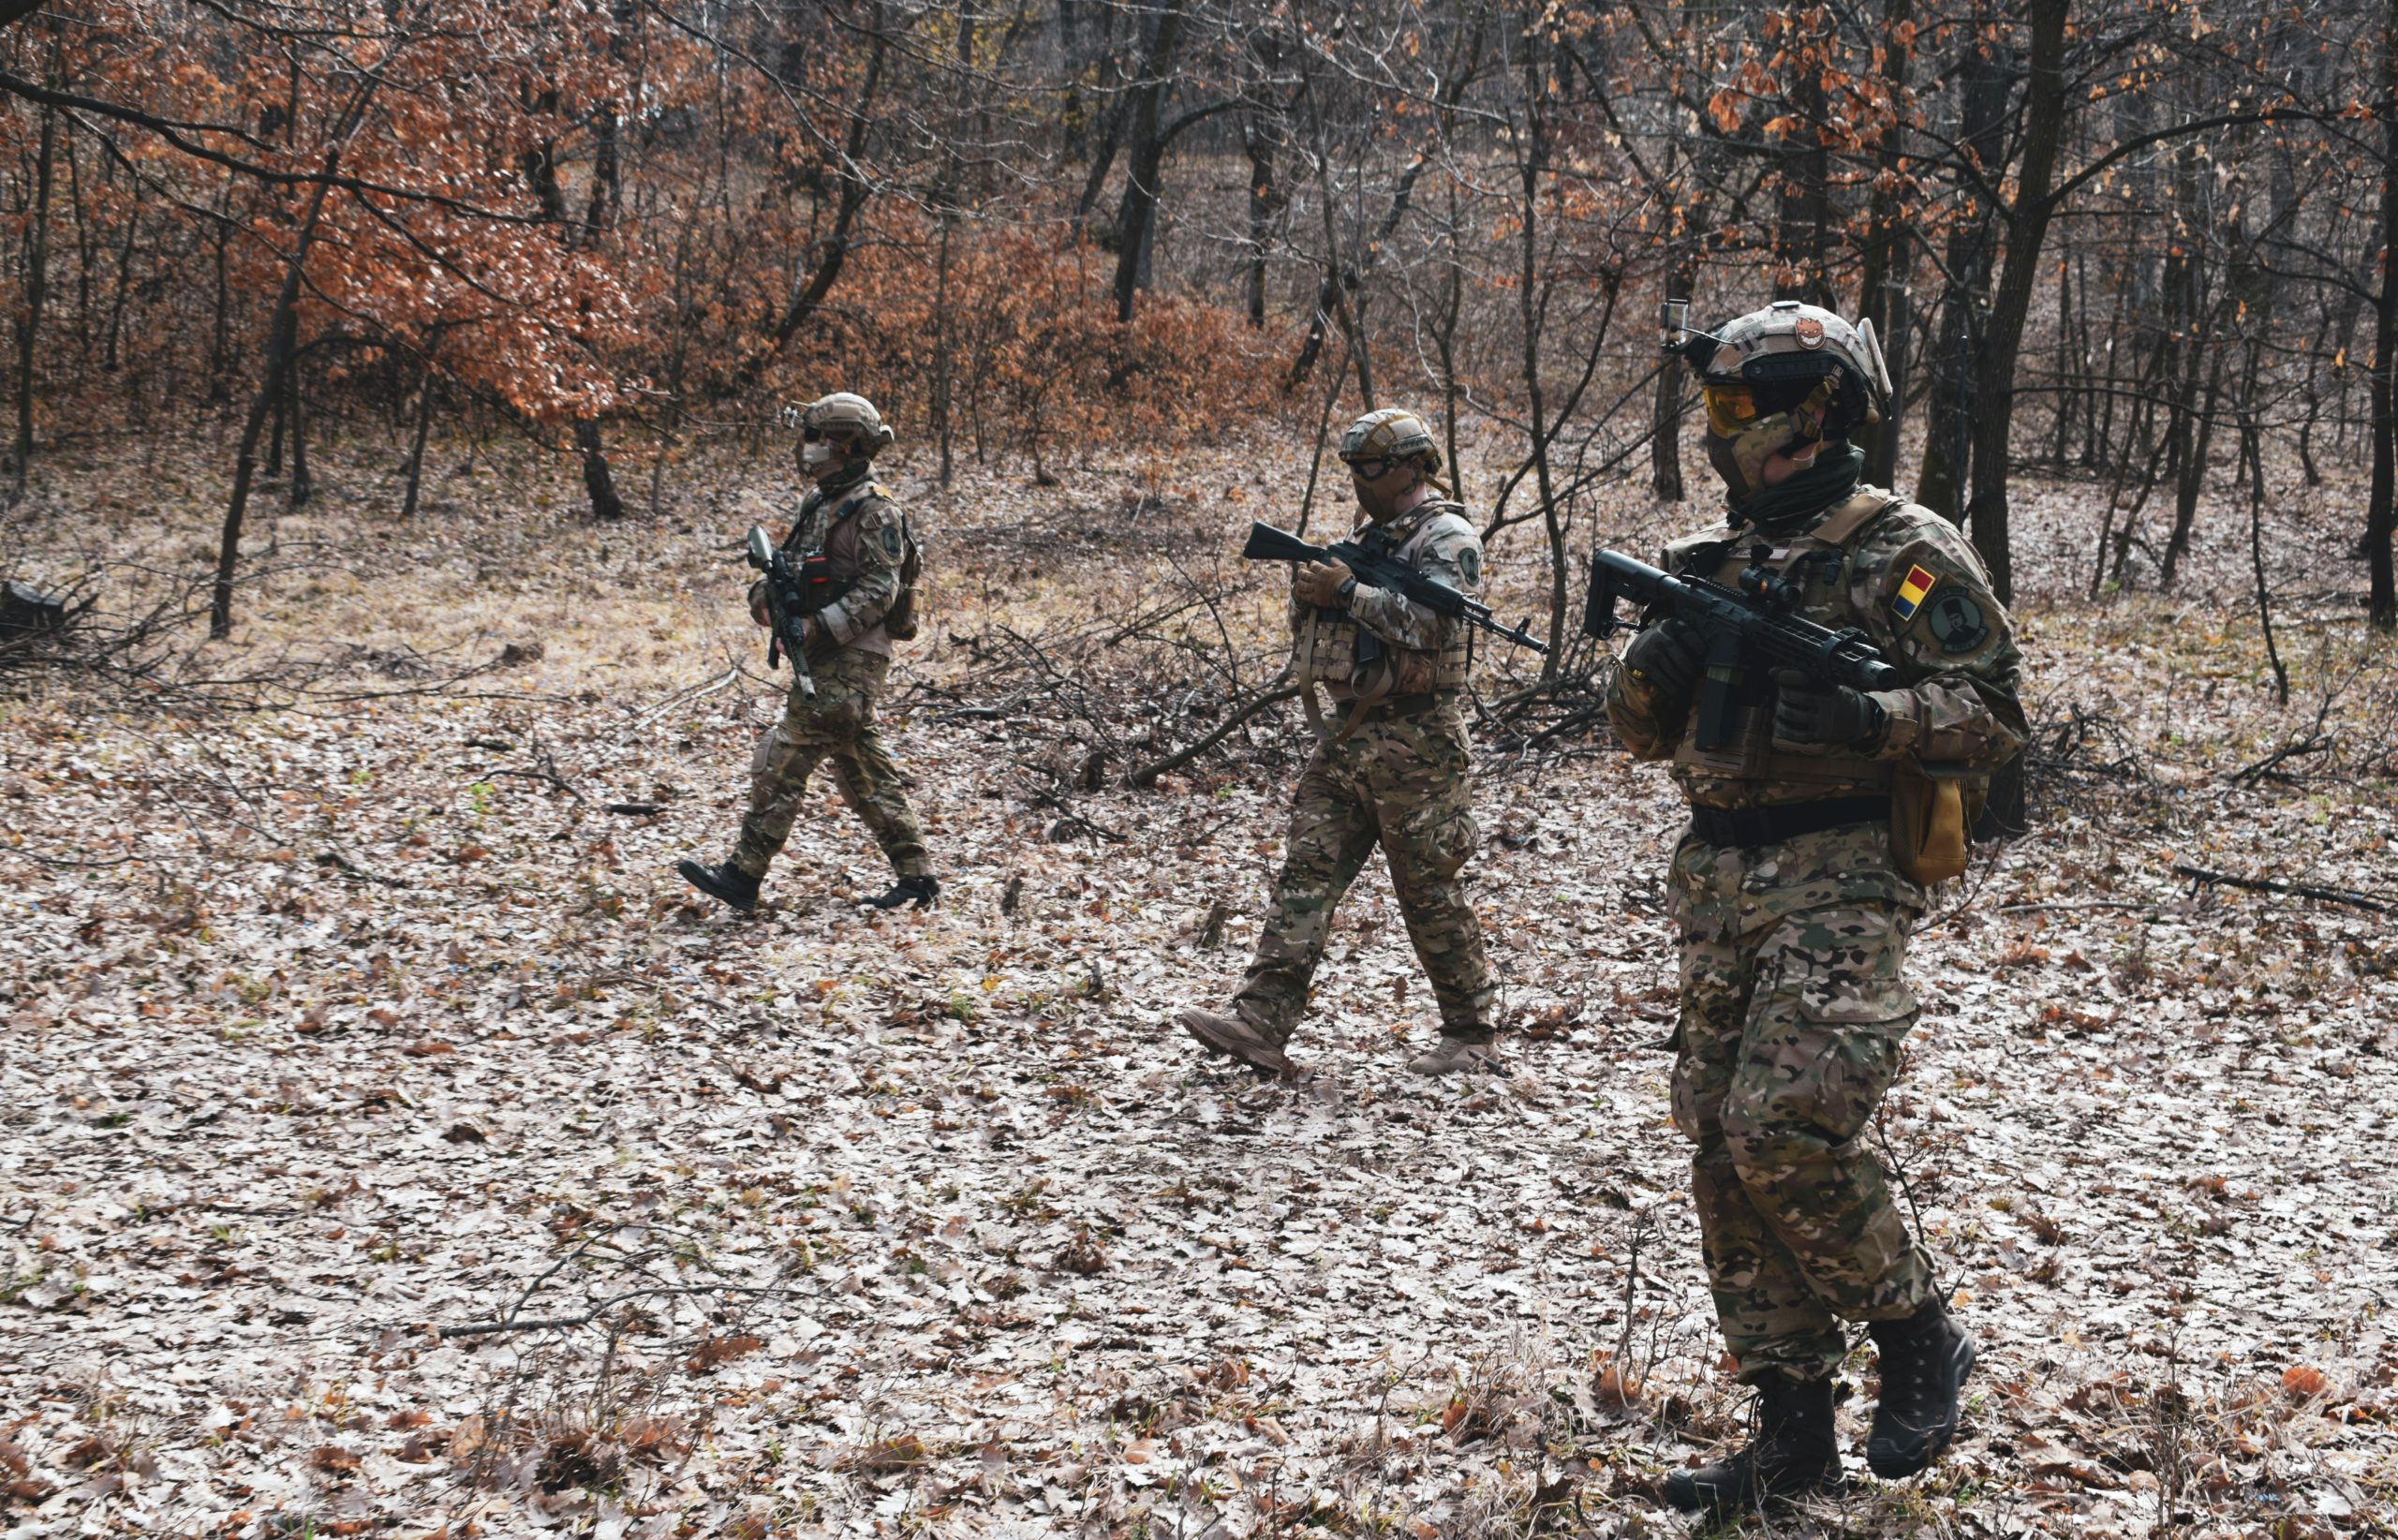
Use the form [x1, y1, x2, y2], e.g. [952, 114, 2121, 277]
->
[1867, 1297, 1975, 1478]
[1663, 1373, 1842, 1518]
[676, 858, 760, 912]
[861, 874, 940, 911]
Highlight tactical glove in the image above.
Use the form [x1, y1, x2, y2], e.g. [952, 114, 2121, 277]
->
[1621, 617, 1704, 704]
[1770, 667, 1887, 747]
[1294, 559, 1354, 609]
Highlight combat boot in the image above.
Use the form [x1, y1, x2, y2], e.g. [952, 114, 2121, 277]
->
[1177, 1006, 1307, 1079]
[676, 858, 759, 912]
[1405, 1035, 1505, 1075]
[1662, 1374, 1842, 1518]
[1867, 1297, 1975, 1478]
[861, 875, 940, 911]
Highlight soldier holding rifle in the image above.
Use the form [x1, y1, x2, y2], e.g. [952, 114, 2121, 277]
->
[1179, 408, 1541, 1079]
[1597, 302, 2025, 1518]
[676, 392, 938, 914]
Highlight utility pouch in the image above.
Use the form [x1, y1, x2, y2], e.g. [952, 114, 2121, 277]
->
[1891, 762, 1980, 884]
[794, 551, 838, 613]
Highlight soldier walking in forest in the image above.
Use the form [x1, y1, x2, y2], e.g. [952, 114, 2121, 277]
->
[675, 392, 939, 913]
[1178, 408, 1500, 1078]
[1605, 303, 2025, 1517]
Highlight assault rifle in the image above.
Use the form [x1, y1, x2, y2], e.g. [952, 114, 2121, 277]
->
[1240, 521, 1547, 654]
[1583, 549, 1899, 750]
[746, 525, 817, 699]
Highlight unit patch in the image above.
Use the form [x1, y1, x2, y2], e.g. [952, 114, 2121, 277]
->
[1925, 591, 1990, 654]
[1458, 547, 1481, 586]
[1890, 564, 1937, 620]
[881, 526, 904, 559]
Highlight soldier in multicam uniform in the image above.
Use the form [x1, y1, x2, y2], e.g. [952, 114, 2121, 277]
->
[1606, 303, 2025, 1517]
[676, 392, 940, 913]
[1178, 408, 1500, 1078]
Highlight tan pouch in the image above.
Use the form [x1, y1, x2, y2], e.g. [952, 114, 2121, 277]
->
[1891, 763, 1976, 884]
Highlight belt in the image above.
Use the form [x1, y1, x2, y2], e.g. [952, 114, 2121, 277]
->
[1332, 693, 1442, 719]
[1687, 795, 1886, 849]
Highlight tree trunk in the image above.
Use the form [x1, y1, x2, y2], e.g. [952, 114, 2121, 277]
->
[2160, 345, 2227, 590]
[2370, 7, 2398, 630]
[1773, 40, 1832, 304]
[575, 418, 624, 522]
[1242, 115, 1280, 328]
[1111, 0, 1186, 322]
[1857, 0, 1912, 488]
[1915, 45, 2008, 522]
[400, 357, 437, 521]
[768, 4, 886, 352]
[1070, 96, 1129, 243]
[1514, 40, 1566, 674]
[11, 83, 56, 488]
[1962, 0, 2070, 603]
[288, 363, 311, 508]
[212, 148, 342, 640]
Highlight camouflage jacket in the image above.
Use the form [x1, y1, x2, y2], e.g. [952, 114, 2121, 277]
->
[1606, 485, 2026, 807]
[1287, 496, 1482, 700]
[784, 476, 906, 658]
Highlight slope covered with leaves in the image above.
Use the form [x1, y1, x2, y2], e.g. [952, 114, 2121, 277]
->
[1, 436, 2393, 1538]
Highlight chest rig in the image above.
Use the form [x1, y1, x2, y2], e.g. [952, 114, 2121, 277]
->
[1291, 502, 1474, 731]
[1667, 489, 1902, 788]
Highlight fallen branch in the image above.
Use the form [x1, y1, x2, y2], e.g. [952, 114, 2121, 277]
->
[437, 1281, 789, 1340]
[1129, 676, 1299, 787]
[2169, 864, 2387, 913]
[629, 664, 740, 730]
[2228, 735, 2330, 786]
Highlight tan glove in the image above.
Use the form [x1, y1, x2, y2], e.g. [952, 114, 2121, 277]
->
[748, 580, 772, 627]
[1294, 559, 1354, 609]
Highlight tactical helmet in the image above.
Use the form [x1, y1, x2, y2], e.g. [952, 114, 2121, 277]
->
[799, 392, 895, 457]
[1669, 301, 1892, 498]
[1339, 407, 1443, 479]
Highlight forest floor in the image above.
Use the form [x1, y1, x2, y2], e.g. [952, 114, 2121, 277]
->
[1, 422, 2394, 1540]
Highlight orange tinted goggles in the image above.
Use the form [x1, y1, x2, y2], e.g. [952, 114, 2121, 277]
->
[1702, 383, 1764, 436]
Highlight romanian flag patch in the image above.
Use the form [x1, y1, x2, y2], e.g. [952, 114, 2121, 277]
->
[1890, 564, 1937, 620]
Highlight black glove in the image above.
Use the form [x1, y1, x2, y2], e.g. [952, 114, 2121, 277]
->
[1621, 617, 1704, 703]
[1771, 667, 1886, 747]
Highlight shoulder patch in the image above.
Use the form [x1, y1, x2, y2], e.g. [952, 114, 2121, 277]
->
[881, 525, 904, 560]
[1457, 547, 1481, 585]
[1890, 564, 1938, 621]
[1924, 589, 1990, 654]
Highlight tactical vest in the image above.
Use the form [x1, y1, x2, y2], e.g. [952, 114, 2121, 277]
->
[1291, 501, 1474, 705]
[1667, 488, 1904, 795]
[788, 481, 893, 657]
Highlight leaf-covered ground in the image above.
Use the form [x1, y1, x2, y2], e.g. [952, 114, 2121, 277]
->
[2, 432, 2394, 1538]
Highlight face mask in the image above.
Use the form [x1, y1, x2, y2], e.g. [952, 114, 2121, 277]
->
[801, 441, 836, 473]
[1703, 378, 1834, 500]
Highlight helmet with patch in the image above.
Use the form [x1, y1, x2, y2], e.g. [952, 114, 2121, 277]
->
[1672, 301, 1892, 500]
[799, 392, 895, 458]
[1338, 407, 1443, 478]
[1682, 302, 1890, 426]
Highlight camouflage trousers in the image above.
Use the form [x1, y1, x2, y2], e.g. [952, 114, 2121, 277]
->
[1667, 820, 1936, 1385]
[733, 646, 929, 881]
[1235, 707, 1493, 1044]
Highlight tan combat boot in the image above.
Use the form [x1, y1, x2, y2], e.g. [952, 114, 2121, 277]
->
[1406, 1035, 1505, 1075]
[1177, 1007, 1308, 1079]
